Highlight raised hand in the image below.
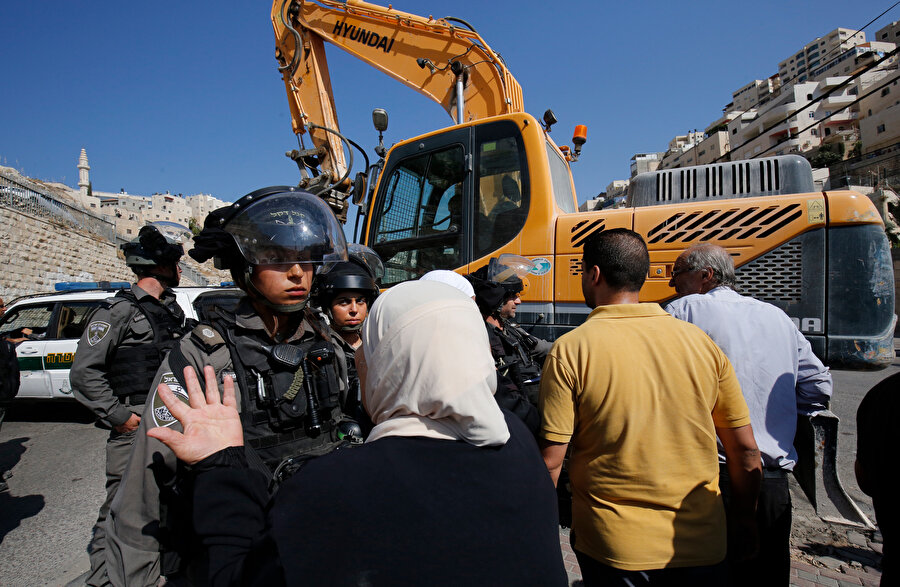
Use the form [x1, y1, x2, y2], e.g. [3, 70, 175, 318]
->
[146, 365, 244, 465]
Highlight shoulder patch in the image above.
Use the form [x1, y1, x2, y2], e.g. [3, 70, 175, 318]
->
[87, 321, 111, 346]
[151, 372, 190, 428]
[190, 323, 226, 353]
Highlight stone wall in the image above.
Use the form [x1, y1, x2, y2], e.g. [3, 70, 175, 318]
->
[0, 204, 229, 301]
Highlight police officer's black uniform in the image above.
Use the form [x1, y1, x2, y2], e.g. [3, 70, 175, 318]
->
[468, 259, 551, 436]
[103, 188, 354, 586]
[71, 227, 190, 587]
[310, 250, 383, 435]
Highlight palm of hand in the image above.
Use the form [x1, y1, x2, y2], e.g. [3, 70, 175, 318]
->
[174, 398, 243, 464]
[147, 365, 244, 465]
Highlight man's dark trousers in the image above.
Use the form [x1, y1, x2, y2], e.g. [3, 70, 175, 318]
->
[720, 464, 791, 587]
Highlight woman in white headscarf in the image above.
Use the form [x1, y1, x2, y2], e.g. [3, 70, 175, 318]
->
[419, 269, 476, 299]
[149, 280, 567, 586]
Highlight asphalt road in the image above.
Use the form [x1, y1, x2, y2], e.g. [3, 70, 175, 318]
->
[0, 359, 897, 586]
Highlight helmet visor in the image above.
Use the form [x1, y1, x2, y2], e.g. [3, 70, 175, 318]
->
[226, 192, 348, 266]
[489, 254, 535, 284]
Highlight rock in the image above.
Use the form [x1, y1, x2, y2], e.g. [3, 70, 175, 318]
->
[818, 555, 845, 570]
[848, 531, 868, 547]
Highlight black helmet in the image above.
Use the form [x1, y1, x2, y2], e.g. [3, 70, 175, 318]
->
[485, 254, 533, 296]
[314, 261, 379, 306]
[467, 254, 534, 317]
[121, 226, 183, 268]
[314, 244, 383, 306]
[189, 186, 348, 313]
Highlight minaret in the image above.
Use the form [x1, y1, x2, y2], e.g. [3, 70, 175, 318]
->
[77, 148, 90, 196]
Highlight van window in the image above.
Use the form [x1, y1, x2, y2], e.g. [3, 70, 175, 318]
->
[0, 304, 54, 339]
[55, 302, 104, 340]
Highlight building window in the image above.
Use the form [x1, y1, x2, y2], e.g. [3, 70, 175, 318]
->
[809, 112, 815, 118]
[825, 128, 831, 136]
[732, 128, 737, 135]
[877, 124, 886, 133]
[807, 94, 814, 100]
[811, 129, 818, 136]
[882, 87, 891, 97]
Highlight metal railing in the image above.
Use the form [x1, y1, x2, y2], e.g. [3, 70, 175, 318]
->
[0, 172, 211, 285]
[0, 173, 117, 241]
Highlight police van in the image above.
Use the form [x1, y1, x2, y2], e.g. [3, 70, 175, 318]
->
[0, 282, 242, 401]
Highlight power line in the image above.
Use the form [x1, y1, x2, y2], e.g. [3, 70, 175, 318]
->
[753, 68, 899, 160]
[713, 48, 898, 163]
[669, 2, 900, 167]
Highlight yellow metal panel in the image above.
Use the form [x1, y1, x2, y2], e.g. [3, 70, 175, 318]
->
[554, 208, 635, 255]
[824, 191, 885, 226]
[554, 209, 634, 304]
[636, 192, 824, 260]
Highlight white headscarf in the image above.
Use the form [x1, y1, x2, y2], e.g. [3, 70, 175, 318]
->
[359, 280, 509, 446]
[419, 270, 475, 298]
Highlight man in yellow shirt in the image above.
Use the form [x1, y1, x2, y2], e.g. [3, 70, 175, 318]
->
[539, 228, 761, 586]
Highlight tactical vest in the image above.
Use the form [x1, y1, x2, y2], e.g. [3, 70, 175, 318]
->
[108, 290, 192, 400]
[492, 322, 543, 405]
[198, 307, 346, 469]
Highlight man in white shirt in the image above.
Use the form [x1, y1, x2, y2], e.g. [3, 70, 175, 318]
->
[666, 243, 832, 587]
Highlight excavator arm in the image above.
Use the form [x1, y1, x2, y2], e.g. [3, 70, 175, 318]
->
[271, 0, 524, 219]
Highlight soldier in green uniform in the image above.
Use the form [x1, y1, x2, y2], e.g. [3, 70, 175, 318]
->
[71, 225, 190, 587]
[104, 187, 356, 586]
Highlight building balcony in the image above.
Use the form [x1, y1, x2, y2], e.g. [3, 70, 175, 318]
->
[769, 127, 801, 143]
[822, 129, 859, 144]
[758, 103, 796, 126]
[822, 94, 855, 107]
[823, 111, 858, 125]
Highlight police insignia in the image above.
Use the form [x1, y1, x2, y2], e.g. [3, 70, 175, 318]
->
[151, 373, 190, 428]
[87, 321, 111, 346]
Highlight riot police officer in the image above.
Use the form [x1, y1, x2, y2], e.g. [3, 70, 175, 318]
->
[468, 256, 551, 405]
[103, 187, 355, 586]
[70, 225, 190, 587]
[311, 245, 382, 434]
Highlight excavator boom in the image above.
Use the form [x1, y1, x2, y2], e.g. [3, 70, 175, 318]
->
[271, 0, 524, 210]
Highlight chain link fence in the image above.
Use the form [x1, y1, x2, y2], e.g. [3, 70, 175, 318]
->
[1, 172, 211, 285]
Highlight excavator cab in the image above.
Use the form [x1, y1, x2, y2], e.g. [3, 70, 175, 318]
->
[366, 117, 537, 285]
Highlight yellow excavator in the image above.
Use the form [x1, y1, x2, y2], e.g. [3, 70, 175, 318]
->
[271, 0, 894, 372]
[272, 0, 886, 529]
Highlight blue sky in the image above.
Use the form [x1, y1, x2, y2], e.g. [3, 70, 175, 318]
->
[1, 0, 896, 214]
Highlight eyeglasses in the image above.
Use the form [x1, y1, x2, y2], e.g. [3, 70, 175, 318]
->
[670, 267, 698, 278]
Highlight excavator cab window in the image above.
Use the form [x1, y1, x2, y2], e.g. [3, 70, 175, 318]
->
[369, 120, 529, 282]
[474, 123, 529, 258]
[371, 144, 466, 285]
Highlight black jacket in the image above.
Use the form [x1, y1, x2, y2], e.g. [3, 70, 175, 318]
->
[192, 411, 568, 586]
